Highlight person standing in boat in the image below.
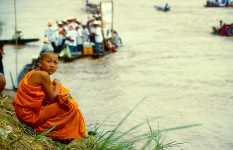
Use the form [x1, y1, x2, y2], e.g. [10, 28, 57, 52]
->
[61, 19, 69, 33]
[90, 20, 103, 53]
[82, 24, 90, 43]
[76, 25, 84, 54]
[226, 23, 233, 36]
[0, 42, 5, 75]
[65, 26, 78, 53]
[41, 38, 53, 52]
[56, 21, 66, 53]
[212, 20, 223, 34]
[44, 21, 58, 53]
[67, 17, 78, 31]
[86, 15, 96, 45]
[13, 30, 23, 40]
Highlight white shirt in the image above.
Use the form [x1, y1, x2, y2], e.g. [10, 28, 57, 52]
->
[103, 27, 112, 40]
[44, 26, 57, 43]
[56, 28, 65, 46]
[94, 26, 103, 43]
[65, 30, 77, 46]
[76, 28, 83, 45]
[41, 43, 54, 51]
[82, 28, 90, 42]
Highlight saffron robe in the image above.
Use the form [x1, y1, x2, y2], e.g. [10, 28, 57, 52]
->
[13, 70, 86, 139]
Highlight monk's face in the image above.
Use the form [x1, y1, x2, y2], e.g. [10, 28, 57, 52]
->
[39, 53, 58, 75]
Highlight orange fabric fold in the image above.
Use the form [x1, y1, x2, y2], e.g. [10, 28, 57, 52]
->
[12, 70, 86, 140]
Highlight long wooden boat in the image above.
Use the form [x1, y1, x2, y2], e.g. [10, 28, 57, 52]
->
[154, 5, 170, 12]
[85, 0, 100, 13]
[10, 64, 35, 91]
[62, 51, 111, 61]
[204, 4, 233, 7]
[0, 38, 40, 44]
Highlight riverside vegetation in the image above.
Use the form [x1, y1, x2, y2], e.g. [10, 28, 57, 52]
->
[0, 90, 201, 150]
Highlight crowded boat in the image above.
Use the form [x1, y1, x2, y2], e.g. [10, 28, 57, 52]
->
[41, 13, 122, 60]
[205, 0, 233, 7]
[212, 20, 233, 36]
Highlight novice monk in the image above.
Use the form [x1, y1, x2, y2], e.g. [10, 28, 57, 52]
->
[13, 51, 86, 142]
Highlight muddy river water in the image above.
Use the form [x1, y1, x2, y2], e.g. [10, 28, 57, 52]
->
[1, 0, 233, 149]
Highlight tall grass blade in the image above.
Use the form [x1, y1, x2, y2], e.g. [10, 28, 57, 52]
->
[115, 96, 147, 131]
[99, 96, 147, 149]
[126, 123, 202, 142]
[161, 123, 202, 132]
[112, 116, 162, 141]
[33, 125, 57, 142]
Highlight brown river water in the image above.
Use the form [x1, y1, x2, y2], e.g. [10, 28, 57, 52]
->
[1, 0, 233, 149]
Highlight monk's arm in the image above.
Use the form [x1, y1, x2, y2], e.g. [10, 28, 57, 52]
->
[41, 73, 61, 103]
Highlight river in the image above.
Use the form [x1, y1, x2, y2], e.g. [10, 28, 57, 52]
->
[1, 0, 233, 149]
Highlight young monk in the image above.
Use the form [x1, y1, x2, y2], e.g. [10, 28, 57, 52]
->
[13, 51, 86, 143]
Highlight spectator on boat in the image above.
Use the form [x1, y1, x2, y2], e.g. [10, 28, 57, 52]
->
[67, 17, 73, 29]
[13, 30, 23, 40]
[86, 15, 96, 33]
[65, 26, 78, 53]
[164, 3, 170, 11]
[72, 17, 79, 30]
[219, 0, 227, 6]
[56, 21, 66, 53]
[82, 24, 90, 42]
[90, 20, 103, 53]
[87, 15, 96, 45]
[226, 23, 233, 36]
[112, 29, 122, 48]
[44, 20, 58, 53]
[213, 0, 220, 5]
[67, 17, 78, 31]
[12, 51, 87, 144]
[102, 24, 112, 41]
[61, 19, 69, 33]
[212, 20, 223, 34]
[219, 23, 230, 35]
[41, 37, 54, 52]
[0, 42, 5, 75]
[75, 19, 84, 36]
[76, 25, 84, 53]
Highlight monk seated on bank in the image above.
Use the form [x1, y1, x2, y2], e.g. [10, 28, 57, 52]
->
[13, 51, 86, 143]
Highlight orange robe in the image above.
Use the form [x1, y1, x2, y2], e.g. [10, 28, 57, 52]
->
[13, 70, 86, 140]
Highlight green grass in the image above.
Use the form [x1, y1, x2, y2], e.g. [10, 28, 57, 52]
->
[0, 93, 202, 149]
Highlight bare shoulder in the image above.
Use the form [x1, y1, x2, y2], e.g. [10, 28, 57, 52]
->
[28, 70, 50, 86]
[33, 70, 49, 78]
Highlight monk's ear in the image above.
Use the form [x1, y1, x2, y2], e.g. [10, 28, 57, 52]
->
[38, 60, 42, 67]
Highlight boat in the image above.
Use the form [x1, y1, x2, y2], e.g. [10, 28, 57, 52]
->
[204, 0, 233, 7]
[204, 4, 233, 7]
[60, 48, 109, 61]
[154, 3, 170, 12]
[10, 57, 38, 91]
[85, 0, 100, 13]
[0, 38, 40, 44]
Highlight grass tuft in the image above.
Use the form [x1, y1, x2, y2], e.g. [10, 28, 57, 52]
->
[0, 91, 201, 149]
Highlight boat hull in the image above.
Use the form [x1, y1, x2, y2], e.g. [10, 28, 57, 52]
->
[0, 38, 40, 44]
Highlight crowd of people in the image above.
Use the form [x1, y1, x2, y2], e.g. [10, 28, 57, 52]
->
[43, 13, 122, 55]
[206, 0, 233, 6]
[212, 20, 233, 36]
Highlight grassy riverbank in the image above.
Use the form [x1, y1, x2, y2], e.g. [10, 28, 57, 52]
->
[0, 90, 200, 149]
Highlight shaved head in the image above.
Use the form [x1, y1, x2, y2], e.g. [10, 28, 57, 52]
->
[40, 51, 58, 60]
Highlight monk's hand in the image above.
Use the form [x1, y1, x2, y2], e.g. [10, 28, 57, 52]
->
[59, 92, 70, 100]
[52, 78, 61, 87]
